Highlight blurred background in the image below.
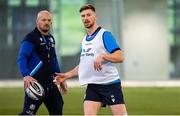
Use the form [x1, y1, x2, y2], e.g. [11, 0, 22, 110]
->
[0, 0, 179, 81]
[1, 0, 180, 115]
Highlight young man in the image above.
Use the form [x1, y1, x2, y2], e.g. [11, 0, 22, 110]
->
[18, 10, 67, 115]
[55, 4, 127, 115]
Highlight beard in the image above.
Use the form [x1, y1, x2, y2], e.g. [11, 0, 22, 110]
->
[85, 24, 93, 28]
[84, 21, 94, 29]
[41, 29, 49, 33]
[39, 24, 50, 33]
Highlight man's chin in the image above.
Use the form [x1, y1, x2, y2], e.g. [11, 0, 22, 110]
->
[42, 29, 49, 33]
[85, 25, 92, 29]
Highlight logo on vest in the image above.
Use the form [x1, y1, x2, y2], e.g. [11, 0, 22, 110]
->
[81, 48, 94, 57]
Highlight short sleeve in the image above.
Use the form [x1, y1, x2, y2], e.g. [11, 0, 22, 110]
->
[102, 31, 121, 53]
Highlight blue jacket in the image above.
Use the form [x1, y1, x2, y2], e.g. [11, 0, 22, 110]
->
[18, 27, 60, 84]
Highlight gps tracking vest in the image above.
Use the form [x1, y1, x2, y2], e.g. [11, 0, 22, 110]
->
[79, 28, 120, 85]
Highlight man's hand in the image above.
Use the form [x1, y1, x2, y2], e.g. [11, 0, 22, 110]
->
[23, 76, 37, 89]
[54, 73, 67, 84]
[57, 81, 68, 94]
[54, 73, 68, 94]
[94, 54, 105, 71]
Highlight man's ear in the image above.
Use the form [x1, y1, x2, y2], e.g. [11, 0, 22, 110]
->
[36, 19, 38, 26]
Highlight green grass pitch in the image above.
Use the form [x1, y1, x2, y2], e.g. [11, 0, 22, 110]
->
[0, 87, 180, 115]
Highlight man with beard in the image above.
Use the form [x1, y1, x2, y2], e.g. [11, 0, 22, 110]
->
[55, 4, 127, 115]
[18, 10, 67, 115]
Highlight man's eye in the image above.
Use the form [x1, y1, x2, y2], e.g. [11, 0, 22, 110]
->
[42, 19, 46, 21]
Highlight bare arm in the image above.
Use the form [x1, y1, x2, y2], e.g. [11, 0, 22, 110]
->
[102, 50, 124, 63]
[94, 50, 124, 71]
[64, 65, 79, 79]
[55, 65, 79, 83]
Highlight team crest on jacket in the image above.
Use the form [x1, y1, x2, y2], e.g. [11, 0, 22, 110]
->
[39, 37, 43, 42]
[50, 37, 55, 47]
[50, 37, 54, 43]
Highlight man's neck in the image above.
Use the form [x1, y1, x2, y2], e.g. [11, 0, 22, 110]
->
[40, 30, 49, 36]
[87, 24, 99, 35]
[37, 27, 49, 35]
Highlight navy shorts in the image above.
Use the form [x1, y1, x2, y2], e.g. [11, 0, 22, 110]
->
[84, 83, 125, 106]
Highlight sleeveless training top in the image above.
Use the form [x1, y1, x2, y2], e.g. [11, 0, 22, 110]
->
[79, 28, 120, 85]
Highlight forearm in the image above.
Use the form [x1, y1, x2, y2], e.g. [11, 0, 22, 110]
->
[66, 65, 79, 79]
[103, 50, 124, 63]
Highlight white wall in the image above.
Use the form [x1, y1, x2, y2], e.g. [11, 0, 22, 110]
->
[123, 0, 169, 80]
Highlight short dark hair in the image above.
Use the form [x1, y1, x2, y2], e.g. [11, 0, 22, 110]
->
[79, 4, 96, 13]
